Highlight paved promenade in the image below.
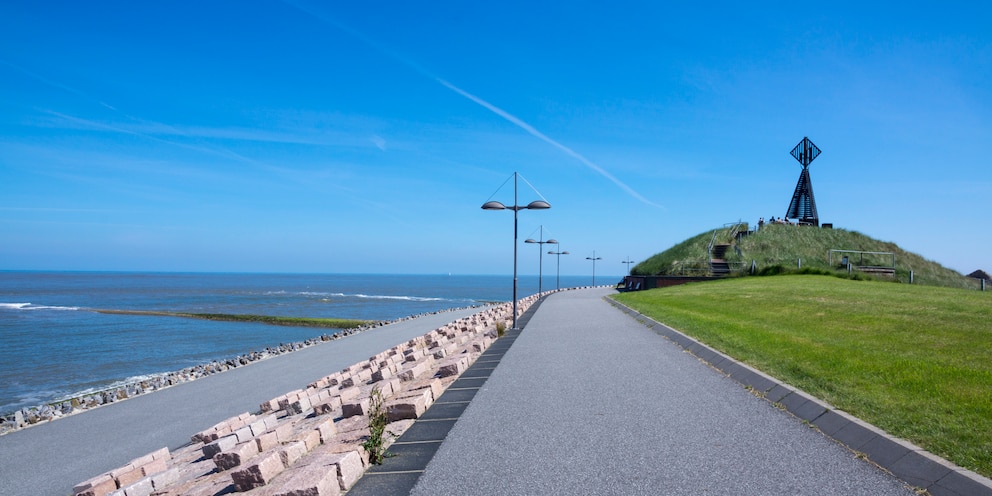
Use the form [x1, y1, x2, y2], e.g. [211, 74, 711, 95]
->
[0, 307, 484, 496]
[409, 288, 914, 495]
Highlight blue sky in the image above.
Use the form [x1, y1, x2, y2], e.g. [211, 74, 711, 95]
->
[2, 1, 990, 278]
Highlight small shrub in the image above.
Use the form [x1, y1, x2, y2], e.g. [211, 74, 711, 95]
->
[361, 386, 395, 464]
[496, 321, 506, 337]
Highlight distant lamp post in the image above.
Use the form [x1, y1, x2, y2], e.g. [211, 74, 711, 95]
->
[622, 256, 636, 275]
[548, 249, 570, 290]
[524, 226, 557, 295]
[482, 172, 550, 330]
[586, 251, 602, 286]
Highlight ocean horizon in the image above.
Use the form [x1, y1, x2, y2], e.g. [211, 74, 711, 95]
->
[0, 271, 608, 416]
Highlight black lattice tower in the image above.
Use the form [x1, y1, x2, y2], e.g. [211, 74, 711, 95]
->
[786, 136, 820, 226]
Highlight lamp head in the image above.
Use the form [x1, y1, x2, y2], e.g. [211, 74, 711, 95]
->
[482, 201, 507, 210]
[526, 200, 551, 210]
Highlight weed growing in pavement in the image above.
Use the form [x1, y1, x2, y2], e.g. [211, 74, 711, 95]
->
[496, 321, 506, 337]
[361, 386, 395, 464]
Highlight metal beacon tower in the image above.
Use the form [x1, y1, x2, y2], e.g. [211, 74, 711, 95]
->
[786, 136, 821, 226]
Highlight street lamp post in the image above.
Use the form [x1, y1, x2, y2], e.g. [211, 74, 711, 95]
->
[548, 249, 570, 290]
[482, 172, 550, 330]
[586, 251, 602, 286]
[524, 226, 557, 296]
[622, 256, 636, 275]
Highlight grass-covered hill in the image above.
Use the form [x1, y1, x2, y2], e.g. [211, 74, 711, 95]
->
[633, 223, 981, 289]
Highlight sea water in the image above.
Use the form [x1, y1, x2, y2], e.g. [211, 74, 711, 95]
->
[0, 271, 599, 414]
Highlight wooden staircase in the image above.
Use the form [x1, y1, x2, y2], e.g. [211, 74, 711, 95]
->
[710, 244, 731, 276]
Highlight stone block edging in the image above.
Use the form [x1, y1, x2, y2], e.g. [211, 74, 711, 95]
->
[606, 297, 992, 496]
[70, 291, 556, 496]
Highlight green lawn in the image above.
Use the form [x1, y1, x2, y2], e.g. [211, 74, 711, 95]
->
[613, 275, 992, 477]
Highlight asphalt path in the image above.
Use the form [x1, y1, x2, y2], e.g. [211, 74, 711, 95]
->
[411, 288, 915, 495]
[0, 306, 485, 496]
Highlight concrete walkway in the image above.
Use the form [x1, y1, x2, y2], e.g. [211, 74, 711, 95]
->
[410, 288, 914, 495]
[0, 306, 485, 496]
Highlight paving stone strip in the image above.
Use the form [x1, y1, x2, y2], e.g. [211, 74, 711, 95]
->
[71, 293, 548, 496]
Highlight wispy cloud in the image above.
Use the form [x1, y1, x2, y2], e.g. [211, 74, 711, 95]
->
[435, 79, 664, 208]
[38, 110, 263, 165]
[281, 1, 663, 209]
[0, 58, 119, 111]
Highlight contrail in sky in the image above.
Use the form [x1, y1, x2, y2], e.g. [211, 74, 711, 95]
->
[434, 79, 663, 208]
[283, 1, 663, 209]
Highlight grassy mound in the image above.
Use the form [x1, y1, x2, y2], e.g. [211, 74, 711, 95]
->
[634, 223, 978, 289]
[614, 275, 992, 478]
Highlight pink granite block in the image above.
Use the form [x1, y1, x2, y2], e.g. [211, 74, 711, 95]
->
[111, 465, 144, 489]
[273, 422, 295, 443]
[374, 380, 395, 397]
[294, 429, 322, 452]
[230, 452, 285, 491]
[310, 389, 330, 404]
[234, 426, 255, 444]
[428, 378, 444, 399]
[397, 361, 430, 382]
[271, 462, 341, 496]
[313, 396, 342, 416]
[404, 349, 425, 362]
[288, 395, 313, 415]
[203, 434, 238, 459]
[340, 398, 371, 419]
[256, 430, 280, 452]
[314, 418, 338, 444]
[355, 369, 373, 382]
[334, 387, 359, 403]
[128, 453, 155, 468]
[280, 441, 309, 468]
[383, 378, 401, 395]
[138, 457, 168, 477]
[149, 447, 171, 461]
[262, 414, 280, 431]
[120, 476, 153, 496]
[149, 467, 180, 491]
[371, 366, 394, 383]
[249, 418, 268, 437]
[385, 388, 432, 421]
[329, 451, 365, 490]
[73, 473, 117, 496]
[438, 357, 469, 378]
[213, 441, 259, 471]
[260, 397, 282, 413]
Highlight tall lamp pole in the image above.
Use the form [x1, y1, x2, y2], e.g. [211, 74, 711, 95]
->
[586, 251, 602, 286]
[622, 256, 636, 275]
[548, 249, 570, 290]
[482, 172, 550, 330]
[524, 226, 557, 295]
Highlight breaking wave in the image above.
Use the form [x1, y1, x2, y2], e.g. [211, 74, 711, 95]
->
[0, 302, 80, 311]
